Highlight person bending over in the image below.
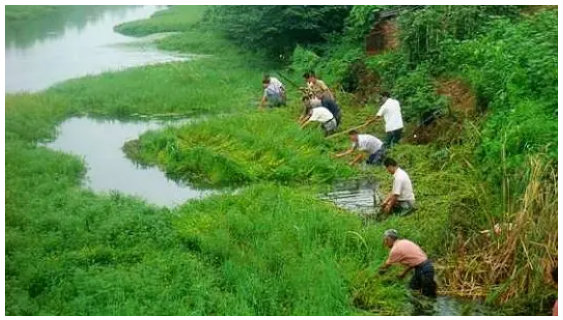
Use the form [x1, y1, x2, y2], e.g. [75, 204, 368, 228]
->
[300, 97, 337, 136]
[260, 77, 284, 109]
[378, 229, 437, 297]
[335, 130, 384, 166]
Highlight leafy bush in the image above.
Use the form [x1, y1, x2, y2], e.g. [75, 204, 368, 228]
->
[208, 6, 352, 58]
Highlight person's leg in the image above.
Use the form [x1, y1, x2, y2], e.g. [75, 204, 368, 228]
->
[323, 120, 337, 136]
[366, 153, 377, 165]
[410, 266, 423, 292]
[391, 129, 403, 145]
[420, 262, 437, 298]
[392, 201, 415, 216]
[385, 131, 394, 148]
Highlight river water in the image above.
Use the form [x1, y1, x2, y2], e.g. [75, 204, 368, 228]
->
[6, 6, 205, 206]
[43, 117, 214, 207]
[5, 5, 187, 93]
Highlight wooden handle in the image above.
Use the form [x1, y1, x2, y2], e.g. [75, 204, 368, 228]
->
[326, 123, 369, 139]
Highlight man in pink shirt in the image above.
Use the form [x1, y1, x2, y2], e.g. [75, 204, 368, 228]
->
[378, 229, 437, 297]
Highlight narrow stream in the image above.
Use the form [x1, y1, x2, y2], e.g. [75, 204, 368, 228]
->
[43, 117, 213, 207]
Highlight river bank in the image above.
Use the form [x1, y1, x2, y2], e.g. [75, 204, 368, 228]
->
[5, 6, 554, 315]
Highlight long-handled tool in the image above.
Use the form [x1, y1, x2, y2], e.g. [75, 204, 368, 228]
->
[326, 122, 372, 140]
[274, 71, 301, 90]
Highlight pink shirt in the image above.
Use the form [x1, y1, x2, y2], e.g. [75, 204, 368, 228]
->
[386, 239, 428, 267]
[553, 300, 557, 316]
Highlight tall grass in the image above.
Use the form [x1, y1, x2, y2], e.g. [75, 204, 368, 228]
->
[125, 109, 358, 187]
[5, 4, 556, 316]
[440, 154, 558, 312]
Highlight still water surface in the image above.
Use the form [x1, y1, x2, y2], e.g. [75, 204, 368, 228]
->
[5, 5, 187, 93]
[44, 117, 213, 207]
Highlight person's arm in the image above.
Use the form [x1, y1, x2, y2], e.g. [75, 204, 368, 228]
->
[398, 266, 414, 279]
[260, 95, 267, 109]
[383, 194, 398, 213]
[366, 103, 386, 124]
[300, 116, 312, 129]
[349, 153, 365, 166]
[378, 260, 393, 275]
[335, 147, 355, 158]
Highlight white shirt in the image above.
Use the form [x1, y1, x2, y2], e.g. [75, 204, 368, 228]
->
[263, 83, 281, 98]
[310, 97, 322, 108]
[376, 98, 404, 132]
[308, 107, 333, 123]
[392, 167, 415, 201]
[353, 134, 383, 155]
[270, 77, 284, 92]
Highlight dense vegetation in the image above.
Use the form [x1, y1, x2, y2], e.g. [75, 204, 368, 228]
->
[5, 5, 557, 316]
[208, 4, 558, 310]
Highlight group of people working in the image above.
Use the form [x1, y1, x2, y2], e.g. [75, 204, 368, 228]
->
[260, 73, 559, 307]
[259, 72, 436, 297]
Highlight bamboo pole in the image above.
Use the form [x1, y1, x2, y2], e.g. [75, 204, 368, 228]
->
[326, 122, 371, 140]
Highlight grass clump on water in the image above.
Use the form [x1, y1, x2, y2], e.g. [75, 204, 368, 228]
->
[125, 109, 357, 187]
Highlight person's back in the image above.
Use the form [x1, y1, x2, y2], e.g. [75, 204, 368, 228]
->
[309, 107, 333, 123]
[270, 77, 284, 91]
[321, 97, 340, 117]
[357, 134, 382, 155]
[387, 239, 427, 267]
[393, 167, 415, 202]
[379, 98, 403, 132]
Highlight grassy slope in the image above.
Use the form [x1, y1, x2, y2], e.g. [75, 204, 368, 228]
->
[5, 5, 66, 21]
[5, 5, 538, 316]
[5, 6, 405, 315]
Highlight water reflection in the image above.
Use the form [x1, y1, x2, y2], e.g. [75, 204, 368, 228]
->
[320, 177, 382, 217]
[5, 5, 188, 93]
[43, 117, 214, 207]
[5, 6, 141, 50]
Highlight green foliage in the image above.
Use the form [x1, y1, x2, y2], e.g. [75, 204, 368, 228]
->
[5, 5, 66, 21]
[391, 65, 448, 122]
[343, 6, 388, 42]
[209, 6, 352, 58]
[398, 5, 521, 66]
[114, 6, 207, 36]
[5, 5, 558, 315]
[436, 10, 558, 184]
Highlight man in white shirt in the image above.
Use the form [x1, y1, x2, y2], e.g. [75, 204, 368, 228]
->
[260, 77, 284, 109]
[381, 157, 416, 215]
[300, 96, 337, 136]
[264, 74, 286, 104]
[366, 92, 404, 148]
[335, 130, 385, 166]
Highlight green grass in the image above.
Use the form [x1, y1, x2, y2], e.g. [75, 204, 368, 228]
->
[5, 5, 66, 21]
[124, 109, 358, 187]
[114, 6, 208, 36]
[5, 5, 549, 316]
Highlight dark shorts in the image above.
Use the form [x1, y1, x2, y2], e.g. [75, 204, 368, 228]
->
[410, 260, 437, 297]
[385, 128, 403, 148]
[392, 200, 416, 216]
[366, 148, 385, 165]
[335, 112, 342, 126]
